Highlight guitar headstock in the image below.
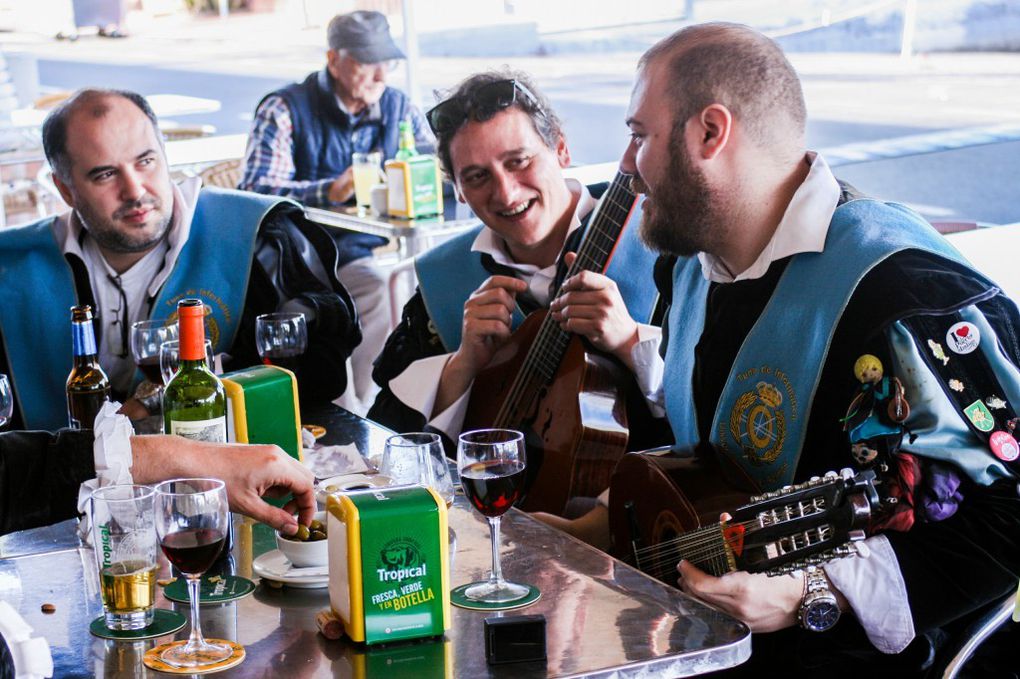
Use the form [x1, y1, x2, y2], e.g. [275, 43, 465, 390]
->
[725, 469, 879, 575]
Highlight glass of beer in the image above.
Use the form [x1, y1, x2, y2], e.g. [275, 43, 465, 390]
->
[352, 151, 383, 216]
[89, 484, 158, 630]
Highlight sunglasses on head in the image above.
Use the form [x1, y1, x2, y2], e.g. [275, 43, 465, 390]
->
[425, 79, 542, 136]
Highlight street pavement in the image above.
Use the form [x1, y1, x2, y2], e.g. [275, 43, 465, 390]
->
[2, 9, 1019, 224]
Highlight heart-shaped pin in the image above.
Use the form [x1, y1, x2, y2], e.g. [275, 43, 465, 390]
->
[956, 326, 970, 337]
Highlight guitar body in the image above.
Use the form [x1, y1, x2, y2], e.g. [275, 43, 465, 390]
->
[608, 450, 747, 569]
[464, 310, 630, 514]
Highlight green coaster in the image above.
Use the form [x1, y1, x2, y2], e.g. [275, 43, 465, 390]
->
[89, 608, 187, 640]
[162, 574, 256, 605]
[450, 583, 540, 611]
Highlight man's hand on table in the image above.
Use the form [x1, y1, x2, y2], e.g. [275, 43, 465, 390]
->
[130, 436, 316, 536]
[327, 167, 356, 204]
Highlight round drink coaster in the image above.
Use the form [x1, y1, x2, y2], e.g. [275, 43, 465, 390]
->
[142, 639, 245, 674]
[89, 608, 187, 640]
[163, 575, 256, 605]
[450, 584, 540, 611]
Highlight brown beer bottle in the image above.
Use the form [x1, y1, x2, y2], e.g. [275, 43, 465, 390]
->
[66, 305, 111, 429]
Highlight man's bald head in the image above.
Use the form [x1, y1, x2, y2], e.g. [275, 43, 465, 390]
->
[640, 22, 806, 153]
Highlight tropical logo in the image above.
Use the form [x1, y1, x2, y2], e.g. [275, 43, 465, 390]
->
[376, 538, 427, 583]
[729, 381, 787, 466]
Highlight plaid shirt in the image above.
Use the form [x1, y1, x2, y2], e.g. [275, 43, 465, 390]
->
[239, 94, 432, 208]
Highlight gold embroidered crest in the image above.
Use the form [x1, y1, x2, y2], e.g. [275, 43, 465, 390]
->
[729, 381, 787, 466]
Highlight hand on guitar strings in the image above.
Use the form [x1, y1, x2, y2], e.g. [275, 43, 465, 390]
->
[550, 253, 640, 366]
[434, 276, 528, 416]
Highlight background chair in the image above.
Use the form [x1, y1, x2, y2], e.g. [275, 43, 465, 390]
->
[198, 158, 242, 189]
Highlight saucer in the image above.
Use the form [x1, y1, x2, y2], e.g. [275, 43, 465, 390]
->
[253, 550, 329, 589]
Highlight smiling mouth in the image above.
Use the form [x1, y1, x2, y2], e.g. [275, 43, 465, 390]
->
[496, 199, 535, 219]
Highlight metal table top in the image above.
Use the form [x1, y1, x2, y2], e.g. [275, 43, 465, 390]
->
[2, 408, 750, 677]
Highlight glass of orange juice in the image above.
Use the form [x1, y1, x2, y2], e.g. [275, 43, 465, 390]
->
[352, 152, 383, 216]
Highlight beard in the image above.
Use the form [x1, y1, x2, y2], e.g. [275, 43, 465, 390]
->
[634, 130, 720, 257]
[77, 196, 172, 254]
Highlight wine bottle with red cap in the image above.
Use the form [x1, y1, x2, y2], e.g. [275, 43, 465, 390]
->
[162, 299, 226, 441]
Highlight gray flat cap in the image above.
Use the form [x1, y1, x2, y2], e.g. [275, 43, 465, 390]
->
[327, 11, 405, 64]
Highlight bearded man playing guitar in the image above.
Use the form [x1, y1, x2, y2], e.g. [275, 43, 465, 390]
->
[368, 71, 664, 503]
[541, 23, 1020, 677]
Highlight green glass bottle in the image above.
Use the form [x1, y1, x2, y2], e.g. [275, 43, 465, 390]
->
[395, 118, 418, 160]
[66, 305, 111, 430]
[162, 299, 226, 441]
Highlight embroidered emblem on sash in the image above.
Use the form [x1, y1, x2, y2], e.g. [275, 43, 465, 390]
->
[729, 381, 787, 466]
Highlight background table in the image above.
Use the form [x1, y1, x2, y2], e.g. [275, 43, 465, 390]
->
[0, 407, 751, 677]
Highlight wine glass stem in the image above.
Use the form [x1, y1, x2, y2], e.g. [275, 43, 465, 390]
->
[487, 516, 504, 587]
[184, 574, 207, 650]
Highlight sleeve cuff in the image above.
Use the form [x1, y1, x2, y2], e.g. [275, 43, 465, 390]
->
[388, 353, 471, 441]
[76, 401, 135, 545]
[824, 535, 916, 653]
[630, 324, 666, 417]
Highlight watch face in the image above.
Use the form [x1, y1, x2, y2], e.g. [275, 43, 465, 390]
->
[805, 600, 840, 632]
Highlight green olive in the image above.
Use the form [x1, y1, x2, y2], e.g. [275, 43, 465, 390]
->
[309, 519, 324, 532]
[310, 530, 327, 542]
[293, 524, 311, 542]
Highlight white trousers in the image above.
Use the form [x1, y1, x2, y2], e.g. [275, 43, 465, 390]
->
[336, 255, 390, 412]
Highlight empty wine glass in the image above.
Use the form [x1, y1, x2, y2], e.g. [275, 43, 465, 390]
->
[153, 478, 232, 668]
[456, 429, 530, 604]
[159, 339, 215, 386]
[381, 433, 455, 506]
[0, 374, 13, 428]
[255, 312, 307, 373]
[130, 320, 178, 386]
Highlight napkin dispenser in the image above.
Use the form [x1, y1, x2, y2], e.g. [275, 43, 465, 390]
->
[327, 485, 450, 645]
[384, 155, 443, 219]
[221, 365, 302, 462]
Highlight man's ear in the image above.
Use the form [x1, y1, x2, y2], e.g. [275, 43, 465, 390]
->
[52, 172, 75, 208]
[555, 136, 571, 169]
[695, 104, 733, 160]
[325, 49, 341, 79]
[453, 182, 466, 204]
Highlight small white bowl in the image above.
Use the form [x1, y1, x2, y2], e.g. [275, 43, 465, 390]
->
[276, 510, 328, 568]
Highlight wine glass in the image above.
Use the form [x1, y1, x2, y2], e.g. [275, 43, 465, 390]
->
[255, 312, 308, 373]
[381, 433, 455, 506]
[456, 429, 530, 603]
[130, 320, 178, 386]
[0, 374, 13, 429]
[159, 339, 216, 386]
[153, 478, 232, 668]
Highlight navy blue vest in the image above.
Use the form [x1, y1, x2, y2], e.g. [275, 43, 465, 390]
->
[270, 69, 407, 259]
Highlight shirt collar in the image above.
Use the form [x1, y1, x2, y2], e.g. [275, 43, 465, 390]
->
[698, 151, 840, 283]
[470, 178, 594, 275]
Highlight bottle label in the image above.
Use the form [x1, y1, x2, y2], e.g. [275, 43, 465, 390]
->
[170, 417, 227, 443]
[72, 321, 98, 357]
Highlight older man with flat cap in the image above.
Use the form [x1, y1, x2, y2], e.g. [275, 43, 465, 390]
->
[241, 10, 433, 411]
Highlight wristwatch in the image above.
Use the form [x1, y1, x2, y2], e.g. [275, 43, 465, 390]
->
[798, 567, 841, 632]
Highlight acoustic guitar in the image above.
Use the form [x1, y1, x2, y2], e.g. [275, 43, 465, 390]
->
[608, 449, 880, 582]
[463, 171, 644, 515]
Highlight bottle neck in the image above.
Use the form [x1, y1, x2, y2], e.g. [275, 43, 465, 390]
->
[179, 311, 206, 362]
[71, 321, 99, 365]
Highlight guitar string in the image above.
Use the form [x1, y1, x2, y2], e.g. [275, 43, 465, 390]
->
[632, 519, 757, 557]
[632, 520, 759, 572]
[493, 175, 635, 425]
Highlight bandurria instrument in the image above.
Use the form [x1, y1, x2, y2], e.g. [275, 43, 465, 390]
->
[608, 450, 880, 582]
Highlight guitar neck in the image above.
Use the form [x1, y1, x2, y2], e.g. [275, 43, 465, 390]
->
[494, 172, 637, 427]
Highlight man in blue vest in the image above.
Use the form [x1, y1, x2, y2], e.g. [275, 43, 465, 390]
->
[0, 88, 359, 430]
[547, 23, 1020, 675]
[368, 71, 661, 454]
[240, 10, 433, 412]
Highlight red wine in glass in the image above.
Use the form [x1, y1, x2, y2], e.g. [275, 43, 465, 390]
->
[160, 528, 226, 575]
[460, 460, 526, 518]
[137, 356, 164, 385]
[261, 348, 302, 373]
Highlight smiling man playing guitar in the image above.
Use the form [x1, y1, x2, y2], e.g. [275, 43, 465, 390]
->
[544, 23, 1020, 677]
[368, 72, 663, 512]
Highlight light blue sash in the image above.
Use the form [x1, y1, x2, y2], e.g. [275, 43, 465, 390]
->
[415, 197, 659, 352]
[664, 200, 971, 491]
[0, 188, 289, 430]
